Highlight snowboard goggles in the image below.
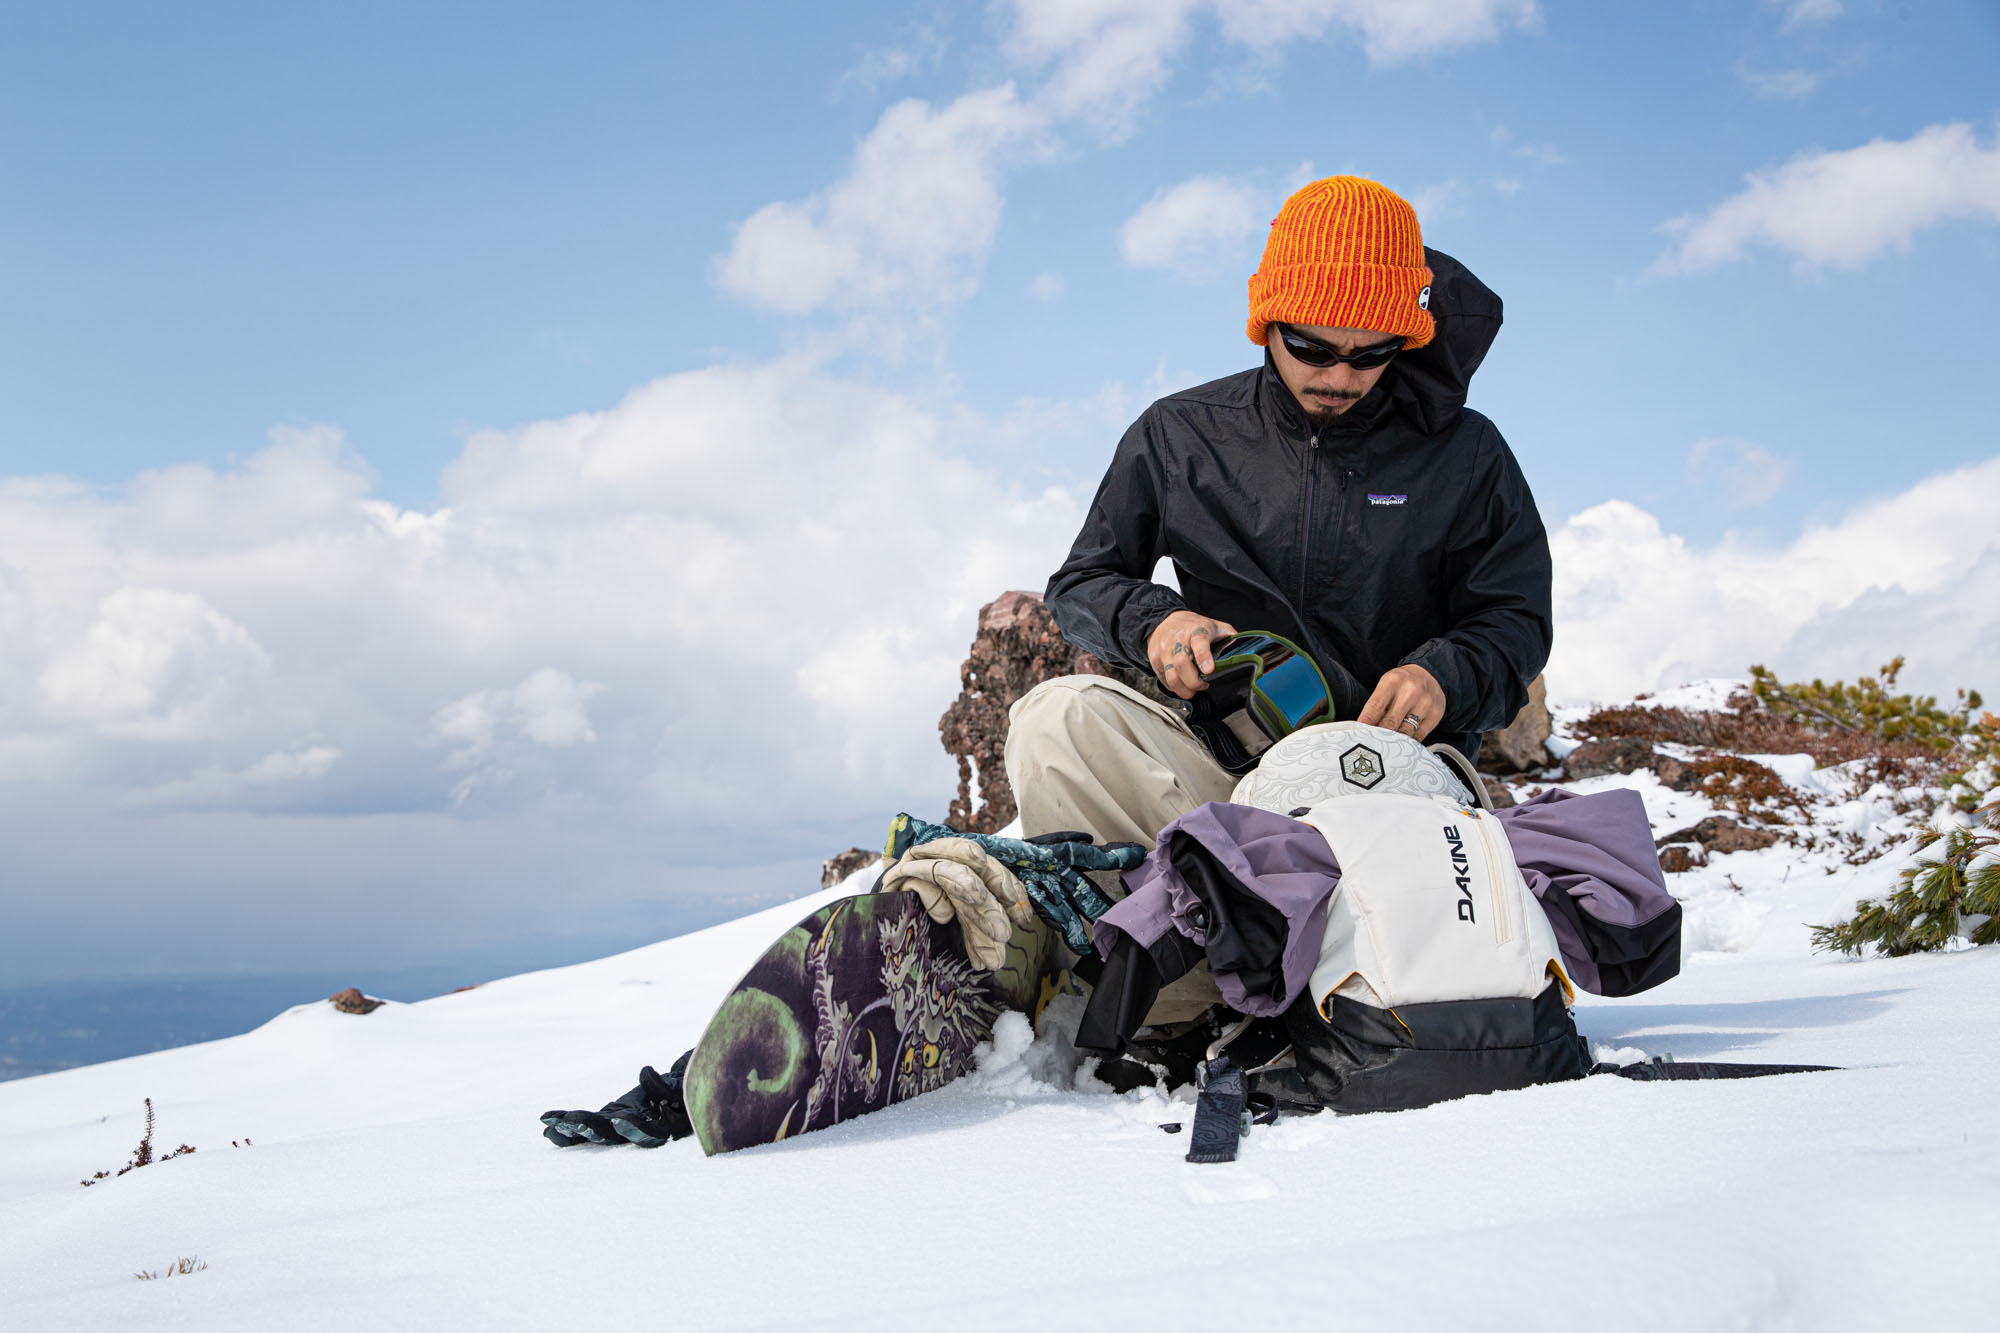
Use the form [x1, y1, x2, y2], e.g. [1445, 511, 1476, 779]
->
[1182, 631, 1334, 775]
[1275, 324, 1405, 371]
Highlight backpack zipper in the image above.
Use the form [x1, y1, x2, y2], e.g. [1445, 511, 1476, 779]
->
[1471, 812, 1514, 946]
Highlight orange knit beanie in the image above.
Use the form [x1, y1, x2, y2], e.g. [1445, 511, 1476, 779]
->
[1246, 176, 1435, 349]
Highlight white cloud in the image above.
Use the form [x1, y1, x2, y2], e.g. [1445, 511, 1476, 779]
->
[1118, 174, 1269, 276]
[1686, 437, 1792, 509]
[122, 744, 343, 814]
[435, 668, 604, 766]
[1406, 178, 1467, 221]
[1003, 0, 1203, 129]
[0, 359, 1082, 827]
[1546, 455, 2000, 707]
[1779, 0, 1840, 31]
[244, 746, 341, 783]
[1739, 65, 1820, 99]
[716, 3, 1543, 338]
[1213, 0, 1542, 64]
[1655, 122, 2000, 274]
[713, 85, 1039, 338]
[1487, 123, 1564, 164]
[38, 587, 273, 742]
[837, 17, 948, 95]
[512, 669, 603, 747]
[1029, 271, 1066, 301]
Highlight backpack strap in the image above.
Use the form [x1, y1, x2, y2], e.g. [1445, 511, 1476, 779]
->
[1426, 741, 1492, 811]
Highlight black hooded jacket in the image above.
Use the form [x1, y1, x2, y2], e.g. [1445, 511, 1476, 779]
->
[1045, 249, 1551, 762]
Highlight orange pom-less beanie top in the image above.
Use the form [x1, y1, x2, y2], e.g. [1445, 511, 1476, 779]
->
[1246, 176, 1435, 350]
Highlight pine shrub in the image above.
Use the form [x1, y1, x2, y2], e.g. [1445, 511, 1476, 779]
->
[1812, 798, 2000, 957]
[1749, 658, 1987, 754]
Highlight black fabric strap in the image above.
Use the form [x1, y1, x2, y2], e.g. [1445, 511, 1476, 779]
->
[1185, 1057, 1249, 1164]
[1594, 1058, 1839, 1081]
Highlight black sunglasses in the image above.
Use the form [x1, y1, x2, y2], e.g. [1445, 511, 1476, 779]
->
[1275, 324, 1405, 370]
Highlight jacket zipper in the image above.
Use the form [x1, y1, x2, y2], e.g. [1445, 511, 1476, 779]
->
[1296, 430, 1318, 609]
[1325, 465, 1354, 605]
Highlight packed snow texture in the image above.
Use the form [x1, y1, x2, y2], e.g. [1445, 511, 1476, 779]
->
[2, 711, 1998, 1330]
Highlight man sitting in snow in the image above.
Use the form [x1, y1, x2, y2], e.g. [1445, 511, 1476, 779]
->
[1002, 175, 1554, 1021]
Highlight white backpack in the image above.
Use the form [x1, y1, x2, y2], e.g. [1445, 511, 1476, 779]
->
[1231, 722, 1586, 1111]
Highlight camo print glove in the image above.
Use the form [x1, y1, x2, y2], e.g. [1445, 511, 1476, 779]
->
[879, 838, 1035, 971]
[886, 815, 1147, 957]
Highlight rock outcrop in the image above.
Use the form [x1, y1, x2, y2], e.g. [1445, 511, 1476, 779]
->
[1657, 844, 1704, 873]
[937, 591, 1156, 834]
[1563, 736, 1661, 780]
[1479, 675, 1551, 772]
[821, 847, 881, 889]
[328, 988, 382, 1015]
[1659, 815, 1783, 855]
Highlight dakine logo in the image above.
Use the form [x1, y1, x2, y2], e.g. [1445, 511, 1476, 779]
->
[1340, 744, 1384, 789]
[1368, 494, 1407, 506]
[1443, 825, 1475, 922]
[1417, 284, 1431, 310]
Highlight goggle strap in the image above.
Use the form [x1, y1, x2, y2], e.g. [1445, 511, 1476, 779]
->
[1222, 708, 1274, 758]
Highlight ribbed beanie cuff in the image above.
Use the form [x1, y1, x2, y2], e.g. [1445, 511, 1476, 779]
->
[1247, 177, 1435, 349]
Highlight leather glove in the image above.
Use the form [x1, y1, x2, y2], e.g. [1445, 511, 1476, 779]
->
[885, 814, 1147, 957]
[879, 837, 1036, 970]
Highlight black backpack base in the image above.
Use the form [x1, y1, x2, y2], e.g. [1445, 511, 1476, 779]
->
[1281, 978, 1592, 1114]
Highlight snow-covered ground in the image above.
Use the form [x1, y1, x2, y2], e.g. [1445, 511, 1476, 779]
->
[4, 685, 1997, 1330]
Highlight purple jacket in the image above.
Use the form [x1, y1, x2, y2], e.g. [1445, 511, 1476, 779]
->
[1096, 803, 1341, 1017]
[1493, 787, 1682, 996]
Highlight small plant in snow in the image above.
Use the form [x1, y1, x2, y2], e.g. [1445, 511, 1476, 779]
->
[80, 1098, 196, 1187]
[1813, 798, 2000, 957]
[135, 1256, 208, 1280]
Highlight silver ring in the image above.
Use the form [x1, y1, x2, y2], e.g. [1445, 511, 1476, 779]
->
[1403, 712, 1423, 732]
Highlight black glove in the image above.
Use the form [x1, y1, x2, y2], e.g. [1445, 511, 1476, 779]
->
[541, 1053, 693, 1148]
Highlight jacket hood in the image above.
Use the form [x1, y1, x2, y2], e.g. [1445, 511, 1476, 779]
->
[1391, 247, 1502, 435]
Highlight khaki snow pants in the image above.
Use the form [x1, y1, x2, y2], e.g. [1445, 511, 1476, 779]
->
[1003, 675, 1237, 1025]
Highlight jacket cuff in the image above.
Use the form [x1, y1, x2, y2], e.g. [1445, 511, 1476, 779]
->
[1118, 585, 1188, 667]
[1398, 638, 1472, 729]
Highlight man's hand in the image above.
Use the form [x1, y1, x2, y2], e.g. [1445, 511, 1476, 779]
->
[1358, 663, 1447, 741]
[1146, 611, 1238, 700]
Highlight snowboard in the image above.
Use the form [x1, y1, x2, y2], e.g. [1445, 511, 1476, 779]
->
[683, 890, 1066, 1155]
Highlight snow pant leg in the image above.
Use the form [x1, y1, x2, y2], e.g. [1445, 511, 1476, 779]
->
[1003, 675, 1237, 1025]
[1004, 676, 1236, 844]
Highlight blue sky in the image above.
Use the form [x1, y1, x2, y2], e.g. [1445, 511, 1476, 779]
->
[7, 1, 1996, 536]
[3, 1, 1998, 982]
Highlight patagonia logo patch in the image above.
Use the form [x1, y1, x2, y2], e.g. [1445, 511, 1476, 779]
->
[1368, 493, 1408, 506]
